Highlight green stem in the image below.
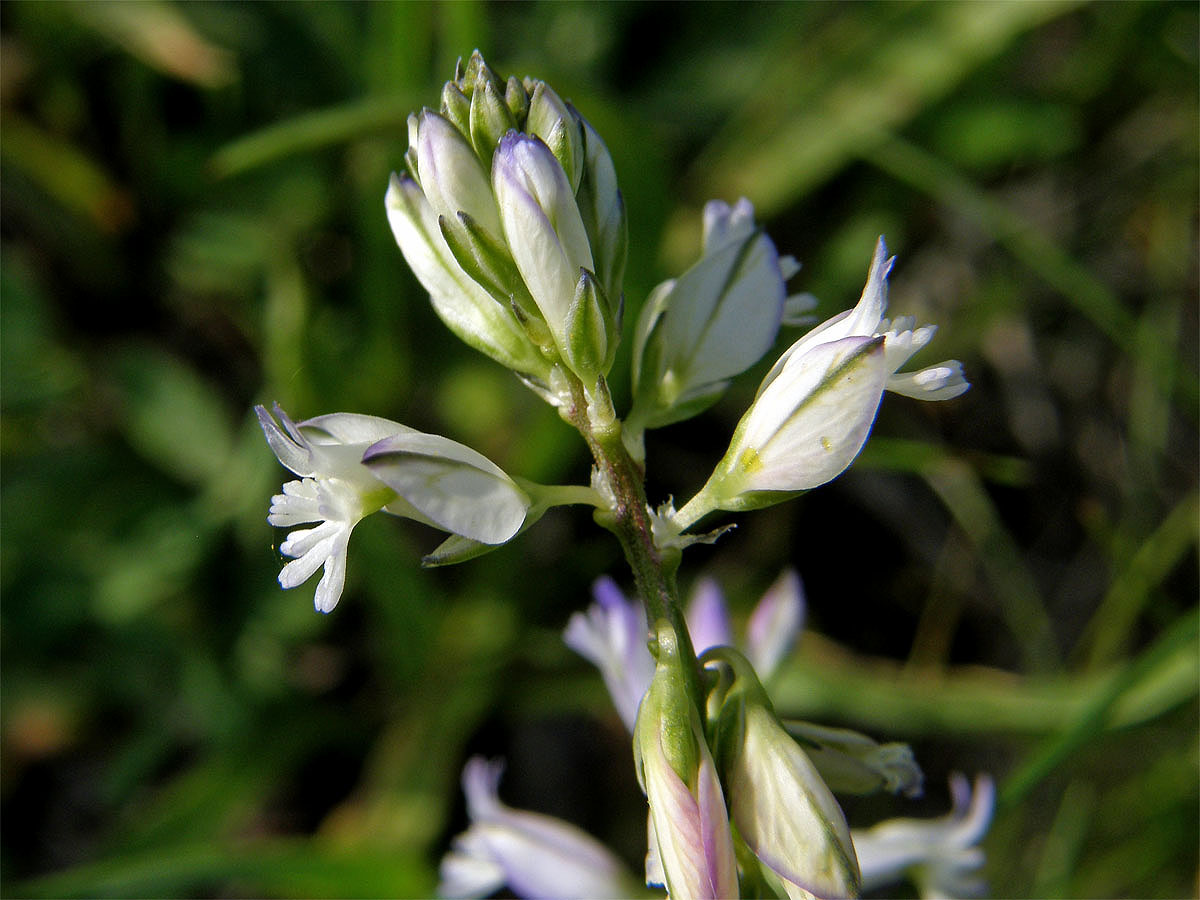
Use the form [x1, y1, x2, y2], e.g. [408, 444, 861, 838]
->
[561, 371, 708, 717]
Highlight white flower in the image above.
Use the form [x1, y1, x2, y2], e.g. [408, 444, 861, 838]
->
[674, 237, 968, 528]
[258, 404, 530, 613]
[257, 404, 408, 613]
[852, 773, 995, 899]
[629, 198, 788, 430]
[438, 757, 636, 900]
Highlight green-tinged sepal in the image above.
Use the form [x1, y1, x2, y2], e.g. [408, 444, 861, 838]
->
[564, 269, 616, 382]
[574, 112, 627, 306]
[527, 82, 585, 192]
[704, 647, 861, 900]
[469, 67, 517, 160]
[504, 75, 529, 124]
[436, 210, 549, 348]
[441, 81, 472, 137]
[787, 721, 924, 798]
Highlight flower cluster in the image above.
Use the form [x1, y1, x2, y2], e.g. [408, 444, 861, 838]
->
[385, 51, 625, 398]
[254, 51, 983, 900]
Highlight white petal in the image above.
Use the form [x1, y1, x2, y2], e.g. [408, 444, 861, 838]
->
[685, 577, 734, 655]
[746, 569, 806, 680]
[741, 336, 890, 492]
[312, 539, 348, 613]
[256, 404, 315, 476]
[417, 110, 502, 236]
[268, 478, 322, 526]
[843, 235, 892, 336]
[278, 520, 338, 559]
[299, 411, 415, 446]
[363, 432, 528, 544]
[278, 534, 335, 587]
[493, 133, 593, 342]
[887, 362, 970, 400]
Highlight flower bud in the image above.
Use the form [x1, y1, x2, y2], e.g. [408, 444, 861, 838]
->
[387, 53, 626, 391]
[493, 131, 607, 378]
[630, 198, 787, 430]
[527, 81, 585, 191]
[634, 622, 739, 899]
[385, 173, 548, 380]
[705, 648, 860, 900]
[415, 109, 503, 243]
[468, 65, 517, 160]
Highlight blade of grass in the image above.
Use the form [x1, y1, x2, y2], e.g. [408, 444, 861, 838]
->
[922, 455, 1059, 672]
[209, 97, 415, 179]
[766, 620, 1197, 738]
[18, 838, 431, 899]
[1077, 492, 1199, 670]
[1000, 606, 1200, 808]
[863, 133, 1197, 406]
[692, 0, 1080, 214]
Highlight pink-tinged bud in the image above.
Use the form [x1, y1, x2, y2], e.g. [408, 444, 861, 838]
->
[634, 623, 739, 899]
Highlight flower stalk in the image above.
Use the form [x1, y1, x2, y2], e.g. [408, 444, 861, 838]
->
[558, 367, 707, 717]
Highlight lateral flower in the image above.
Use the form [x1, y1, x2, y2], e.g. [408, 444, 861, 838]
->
[674, 237, 969, 528]
[439, 757, 638, 900]
[852, 773, 995, 899]
[258, 403, 530, 613]
[634, 622, 739, 899]
[629, 198, 789, 433]
[257, 404, 407, 613]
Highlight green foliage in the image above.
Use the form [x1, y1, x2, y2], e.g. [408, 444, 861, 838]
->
[2, 2, 1195, 897]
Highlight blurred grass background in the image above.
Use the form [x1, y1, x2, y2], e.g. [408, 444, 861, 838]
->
[1, 1, 1196, 897]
